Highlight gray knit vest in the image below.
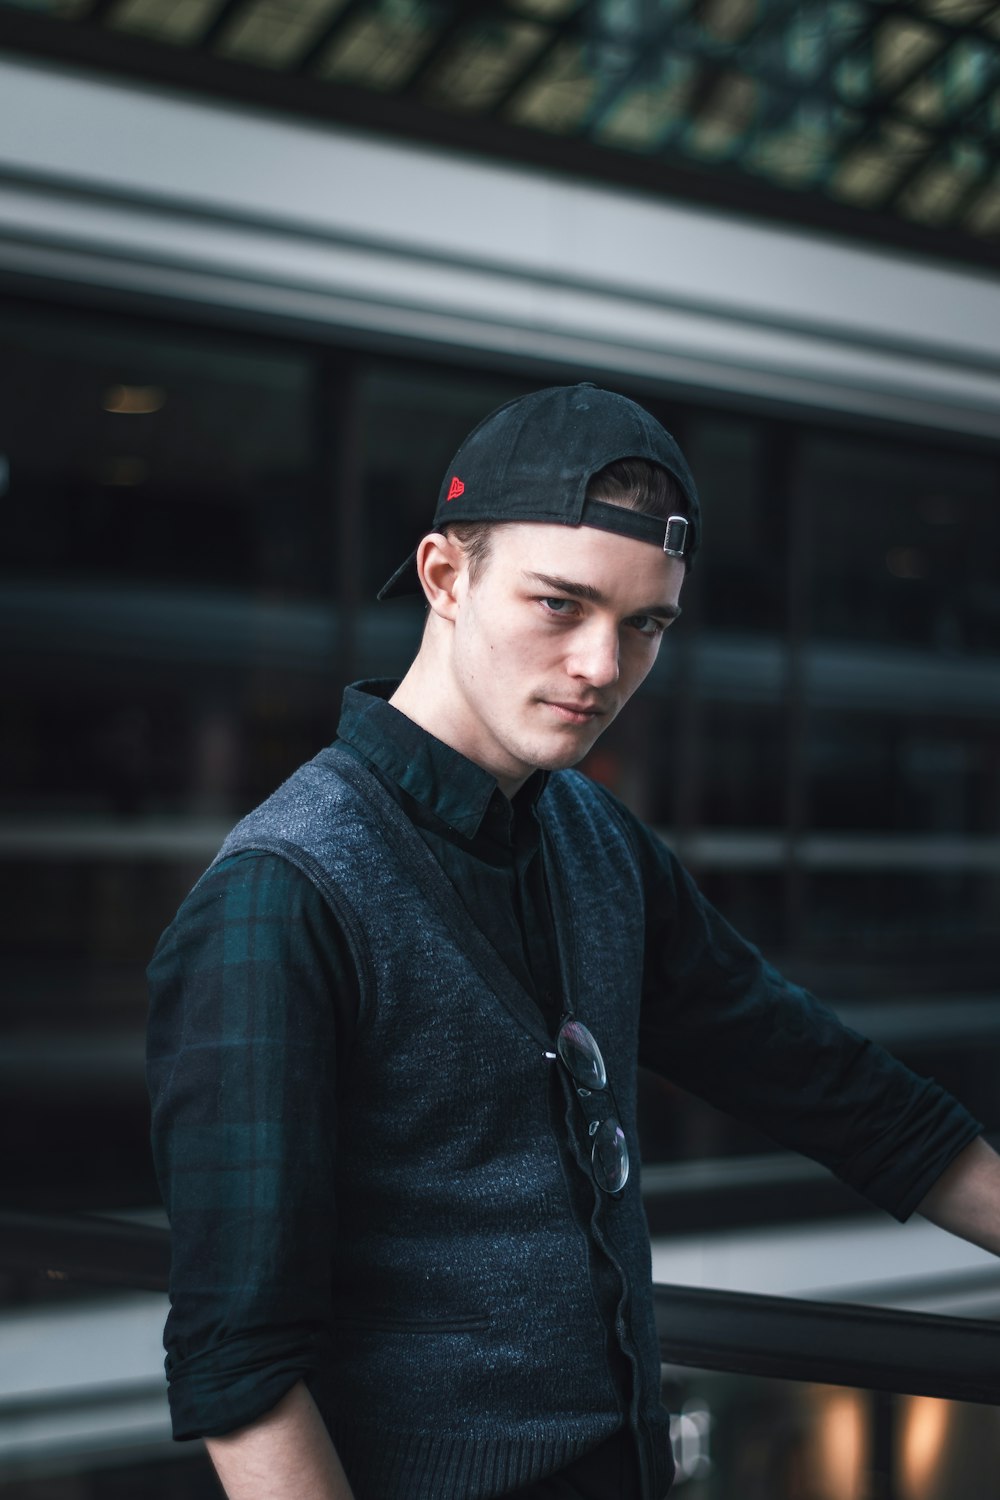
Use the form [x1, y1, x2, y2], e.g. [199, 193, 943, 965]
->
[215, 745, 674, 1500]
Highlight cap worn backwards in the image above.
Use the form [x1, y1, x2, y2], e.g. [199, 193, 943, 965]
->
[377, 383, 701, 601]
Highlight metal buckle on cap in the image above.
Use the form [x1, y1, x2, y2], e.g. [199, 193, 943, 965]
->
[663, 516, 688, 558]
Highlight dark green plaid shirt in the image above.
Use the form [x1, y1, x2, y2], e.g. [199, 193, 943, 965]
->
[147, 680, 982, 1440]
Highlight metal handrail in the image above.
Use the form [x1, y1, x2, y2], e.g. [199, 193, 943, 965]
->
[4, 1212, 1000, 1403]
[652, 1283, 1000, 1405]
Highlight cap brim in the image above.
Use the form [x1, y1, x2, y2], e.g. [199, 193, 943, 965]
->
[376, 548, 421, 601]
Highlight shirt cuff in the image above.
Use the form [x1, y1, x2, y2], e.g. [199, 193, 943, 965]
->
[842, 1087, 983, 1223]
[166, 1326, 332, 1440]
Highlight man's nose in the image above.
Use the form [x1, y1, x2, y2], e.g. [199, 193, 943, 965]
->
[567, 624, 620, 687]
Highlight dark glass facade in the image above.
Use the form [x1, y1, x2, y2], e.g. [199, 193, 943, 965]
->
[2, 291, 999, 1219]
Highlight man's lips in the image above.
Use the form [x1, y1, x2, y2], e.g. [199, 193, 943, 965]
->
[543, 700, 606, 724]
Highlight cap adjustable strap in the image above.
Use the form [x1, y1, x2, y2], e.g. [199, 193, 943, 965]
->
[580, 499, 690, 558]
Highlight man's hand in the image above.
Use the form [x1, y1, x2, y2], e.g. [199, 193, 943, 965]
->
[205, 1380, 356, 1500]
[916, 1136, 1000, 1257]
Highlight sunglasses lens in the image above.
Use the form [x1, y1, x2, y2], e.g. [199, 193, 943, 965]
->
[592, 1119, 629, 1195]
[556, 1019, 627, 1195]
[556, 1019, 607, 1091]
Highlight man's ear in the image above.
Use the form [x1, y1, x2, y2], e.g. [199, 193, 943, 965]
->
[415, 531, 465, 621]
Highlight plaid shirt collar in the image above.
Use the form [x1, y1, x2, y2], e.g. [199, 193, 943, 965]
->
[337, 680, 547, 844]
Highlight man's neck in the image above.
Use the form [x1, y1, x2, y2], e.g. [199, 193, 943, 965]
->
[389, 653, 530, 802]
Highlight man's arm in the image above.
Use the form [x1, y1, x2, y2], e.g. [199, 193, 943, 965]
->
[606, 785, 984, 1223]
[205, 1381, 356, 1500]
[916, 1136, 1000, 1257]
[147, 854, 360, 1449]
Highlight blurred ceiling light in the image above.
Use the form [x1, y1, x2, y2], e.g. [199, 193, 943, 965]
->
[886, 546, 927, 579]
[99, 457, 148, 487]
[813, 1388, 866, 1499]
[900, 1394, 950, 1497]
[102, 384, 166, 414]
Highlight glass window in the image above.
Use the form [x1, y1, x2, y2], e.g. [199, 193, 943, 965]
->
[800, 430, 1000, 656]
[0, 304, 322, 596]
[0, 300, 338, 1214]
[684, 412, 786, 637]
[789, 426, 1000, 999]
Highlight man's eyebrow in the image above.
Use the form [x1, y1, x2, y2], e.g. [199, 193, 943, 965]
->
[525, 572, 682, 620]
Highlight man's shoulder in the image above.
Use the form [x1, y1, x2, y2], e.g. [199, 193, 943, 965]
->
[172, 846, 328, 925]
[543, 771, 683, 889]
[543, 767, 639, 826]
[541, 769, 646, 854]
[218, 745, 366, 851]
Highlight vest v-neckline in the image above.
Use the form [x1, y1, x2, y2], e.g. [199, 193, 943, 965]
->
[321, 746, 576, 1049]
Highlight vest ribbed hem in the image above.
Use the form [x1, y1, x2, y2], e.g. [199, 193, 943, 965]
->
[333, 1420, 618, 1500]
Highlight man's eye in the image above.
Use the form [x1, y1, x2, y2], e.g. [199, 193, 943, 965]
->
[628, 615, 665, 637]
[541, 598, 575, 615]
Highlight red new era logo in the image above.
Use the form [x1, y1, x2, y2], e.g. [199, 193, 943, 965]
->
[446, 476, 465, 502]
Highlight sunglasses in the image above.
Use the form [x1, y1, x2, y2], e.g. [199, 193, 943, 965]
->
[553, 1016, 630, 1196]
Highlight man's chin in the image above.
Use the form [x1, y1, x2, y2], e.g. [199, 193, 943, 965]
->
[530, 736, 602, 774]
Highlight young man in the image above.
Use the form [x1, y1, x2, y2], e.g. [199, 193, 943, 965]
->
[147, 383, 1000, 1500]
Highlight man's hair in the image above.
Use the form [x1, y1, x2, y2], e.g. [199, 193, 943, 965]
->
[445, 458, 687, 585]
[586, 456, 688, 521]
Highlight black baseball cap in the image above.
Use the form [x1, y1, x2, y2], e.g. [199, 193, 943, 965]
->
[377, 382, 700, 600]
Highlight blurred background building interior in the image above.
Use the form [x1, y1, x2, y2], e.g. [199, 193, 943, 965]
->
[0, 0, 999, 1495]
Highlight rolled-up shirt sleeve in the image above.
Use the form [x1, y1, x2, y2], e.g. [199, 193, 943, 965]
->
[146, 851, 358, 1439]
[602, 795, 983, 1222]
